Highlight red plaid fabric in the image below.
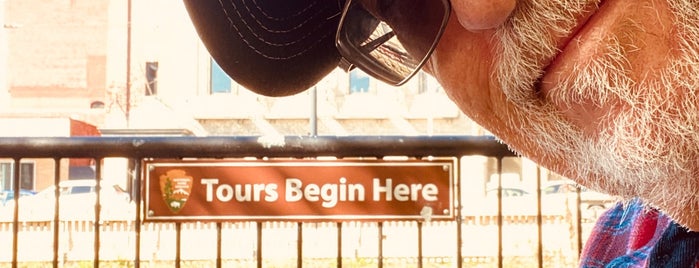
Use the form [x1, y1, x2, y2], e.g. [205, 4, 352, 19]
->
[579, 199, 671, 267]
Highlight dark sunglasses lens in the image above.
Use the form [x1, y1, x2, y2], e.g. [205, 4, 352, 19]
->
[337, 0, 448, 85]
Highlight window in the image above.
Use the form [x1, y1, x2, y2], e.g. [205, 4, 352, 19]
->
[0, 164, 9, 191]
[349, 69, 370, 94]
[417, 71, 427, 94]
[69, 186, 93, 194]
[90, 101, 105, 109]
[416, 71, 441, 94]
[145, 61, 158, 95]
[0, 162, 35, 191]
[210, 59, 232, 94]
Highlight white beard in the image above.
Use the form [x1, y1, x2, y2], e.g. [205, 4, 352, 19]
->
[490, 0, 699, 227]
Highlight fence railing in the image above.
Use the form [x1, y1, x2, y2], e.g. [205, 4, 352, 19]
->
[0, 136, 592, 268]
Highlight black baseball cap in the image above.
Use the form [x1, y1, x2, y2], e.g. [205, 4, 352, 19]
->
[183, 0, 346, 97]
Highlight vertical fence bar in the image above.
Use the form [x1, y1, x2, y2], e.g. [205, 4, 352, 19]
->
[417, 221, 423, 268]
[576, 187, 583, 256]
[52, 158, 61, 268]
[175, 222, 182, 268]
[378, 222, 383, 268]
[11, 158, 20, 268]
[257, 222, 263, 268]
[94, 159, 102, 268]
[337, 222, 342, 268]
[536, 167, 543, 268]
[496, 157, 503, 268]
[133, 158, 142, 268]
[297, 222, 303, 268]
[455, 157, 463, 268]
[217, 222, 222, 268]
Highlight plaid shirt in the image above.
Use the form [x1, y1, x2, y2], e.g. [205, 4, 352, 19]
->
[579, 198, 699, 267]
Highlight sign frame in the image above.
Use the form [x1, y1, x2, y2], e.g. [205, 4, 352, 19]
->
[143, 158, 457, 222]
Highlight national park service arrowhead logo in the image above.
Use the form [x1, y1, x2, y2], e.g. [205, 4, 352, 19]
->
[159, 169, 193, 214]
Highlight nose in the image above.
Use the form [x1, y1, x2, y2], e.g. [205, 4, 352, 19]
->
[450, 0, 516, 30]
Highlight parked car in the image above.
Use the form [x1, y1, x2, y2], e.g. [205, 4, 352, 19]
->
[465, 187, 538, 216]
[0, 189, 36, 206]
[542, 180, 617, 221]
[2, 179, 134, 221]
[473, 181, 616, 220]
[485, 187, 530, 198]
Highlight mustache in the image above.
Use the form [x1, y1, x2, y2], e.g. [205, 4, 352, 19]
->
[493, 0, 602, 103]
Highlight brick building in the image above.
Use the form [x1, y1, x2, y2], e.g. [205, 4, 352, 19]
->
[4, 0, 109, 125]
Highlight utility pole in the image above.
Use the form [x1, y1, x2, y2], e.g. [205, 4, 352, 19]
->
[1, 0, 8, 110]
[125, 0, 132, 127]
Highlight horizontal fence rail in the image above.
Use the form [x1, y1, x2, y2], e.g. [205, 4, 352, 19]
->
[0, 136, 595, 268]
[0, 135, 514, 158]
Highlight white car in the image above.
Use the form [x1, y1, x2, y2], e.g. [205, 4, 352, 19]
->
[464, 181, 617, 220]
[542, 180, 617, 221]
[4, 180, 134, 221]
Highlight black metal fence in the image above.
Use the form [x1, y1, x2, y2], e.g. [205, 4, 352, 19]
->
[0, 136, 589, 268]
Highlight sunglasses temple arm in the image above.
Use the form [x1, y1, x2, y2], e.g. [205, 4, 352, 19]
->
[338, 57, 356, 72]
[360, 30, 396, 53]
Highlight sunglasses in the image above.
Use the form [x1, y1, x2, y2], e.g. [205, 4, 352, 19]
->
[335, 0, 451, 86]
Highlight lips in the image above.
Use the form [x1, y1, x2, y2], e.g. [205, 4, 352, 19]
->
[535, 0, 622, 135]
[540, 0, 607, 84]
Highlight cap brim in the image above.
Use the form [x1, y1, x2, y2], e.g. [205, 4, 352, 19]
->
[184, 0, 344, 96]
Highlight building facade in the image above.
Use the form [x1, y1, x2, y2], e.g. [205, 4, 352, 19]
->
[1, 0, 540, 195]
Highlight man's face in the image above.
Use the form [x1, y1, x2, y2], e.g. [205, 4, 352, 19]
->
[426, 0, 699, 229]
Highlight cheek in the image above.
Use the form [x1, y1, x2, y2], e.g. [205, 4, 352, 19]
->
[425, 22, 502, 124]
[426, 18, 497, 96]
